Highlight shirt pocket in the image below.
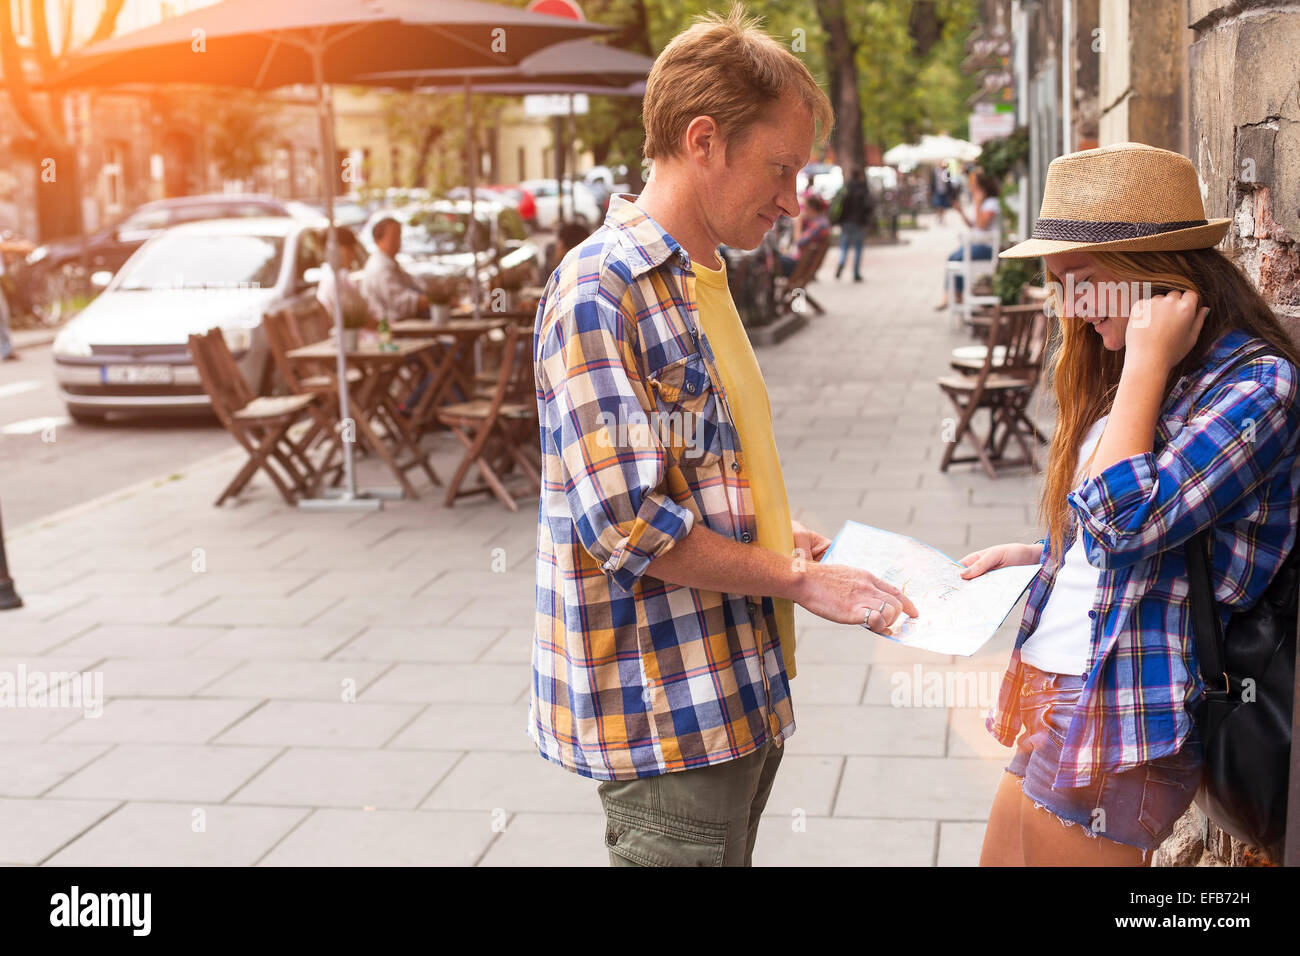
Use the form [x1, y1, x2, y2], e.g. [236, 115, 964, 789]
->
[646, 352, 722, 468]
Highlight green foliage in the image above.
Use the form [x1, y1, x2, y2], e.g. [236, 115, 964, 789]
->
[977, 126, 1030, 183]
[208, 93, 280, 182]
[993, 256, 1041, 305]
[855, 0, 979, 150]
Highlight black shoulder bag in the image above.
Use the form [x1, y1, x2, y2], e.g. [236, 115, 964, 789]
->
[1183, 345, 1297, 850]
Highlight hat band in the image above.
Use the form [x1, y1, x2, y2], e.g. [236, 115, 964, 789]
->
[1031, 218, 1207, 243]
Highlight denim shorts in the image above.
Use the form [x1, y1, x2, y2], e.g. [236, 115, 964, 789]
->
[1006, 663, 1203, 855]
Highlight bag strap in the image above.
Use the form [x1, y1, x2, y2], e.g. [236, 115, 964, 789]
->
[1183, 344, 1278, 695]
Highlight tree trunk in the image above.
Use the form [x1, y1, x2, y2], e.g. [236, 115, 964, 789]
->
[814, 0, 866, 172]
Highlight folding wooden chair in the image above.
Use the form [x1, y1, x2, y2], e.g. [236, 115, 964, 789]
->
[937, 303, 1049, 478]
[264, 309, 364, 481]
[188, 329, 322, 505]
[436, 324, 541, 511]
[776, 233, 831, 316]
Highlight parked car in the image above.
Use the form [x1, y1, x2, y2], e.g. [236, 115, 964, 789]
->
[285, 197, 370, 228]
[51, 217, 327, 422]
[447, 184, 537, 225]
[518, 178, 602, 231]
[357, 199, 536, 290]
[27, 193, 306, 280]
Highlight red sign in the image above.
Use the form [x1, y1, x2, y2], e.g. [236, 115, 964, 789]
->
[526, 0, 585, 20]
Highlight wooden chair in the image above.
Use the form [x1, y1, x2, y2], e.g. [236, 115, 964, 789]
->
[264, 309, 366, 483]
[187, 329, 321, 505]
[436, 323, 540, 511]
[937, 303, 1049, 479]
[776, 232, 831, 316]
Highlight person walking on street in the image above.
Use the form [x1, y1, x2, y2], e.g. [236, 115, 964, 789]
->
[833, 166, 871, 281]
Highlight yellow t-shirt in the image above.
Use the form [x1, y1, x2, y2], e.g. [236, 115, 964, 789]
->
[691, 253, 798, 679]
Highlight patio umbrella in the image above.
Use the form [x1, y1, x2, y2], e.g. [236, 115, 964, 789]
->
[358, 38, 653, 315]
[50, 0, 611, 511]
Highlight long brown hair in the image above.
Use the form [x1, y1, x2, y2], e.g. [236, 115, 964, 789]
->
[1041, 247, 1300, 564]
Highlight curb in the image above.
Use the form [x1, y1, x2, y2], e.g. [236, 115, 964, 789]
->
[11, 328, 57, 351]
[7, 445, 244, 540]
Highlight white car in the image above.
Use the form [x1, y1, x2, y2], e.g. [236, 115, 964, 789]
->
[51, 217, 328, 422]
[519, 178, 601, 231]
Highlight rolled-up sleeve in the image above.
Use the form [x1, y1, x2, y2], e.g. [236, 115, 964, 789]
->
[1068, 361, 1299, 569]
[539, 292, 694, 593]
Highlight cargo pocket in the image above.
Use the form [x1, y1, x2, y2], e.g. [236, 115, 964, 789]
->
[601, 796, 729, 867]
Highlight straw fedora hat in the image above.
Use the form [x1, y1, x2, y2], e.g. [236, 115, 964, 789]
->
[999, 142, 1230, 259]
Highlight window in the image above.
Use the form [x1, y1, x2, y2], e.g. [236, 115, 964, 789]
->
[294, 229, 325, 279]
[117, 205, 172, 235]
[103, 142, 127, 216]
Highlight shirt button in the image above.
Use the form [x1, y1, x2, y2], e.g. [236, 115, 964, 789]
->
[747, 602, 757, 615]
[686, 382, 696, 394]
[730, 461, 740, 472]
[742, 532, 753, 543]
[1088, 610, 1097, 619]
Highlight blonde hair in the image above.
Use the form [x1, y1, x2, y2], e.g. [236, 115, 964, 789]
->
[642, 3, 833, 162]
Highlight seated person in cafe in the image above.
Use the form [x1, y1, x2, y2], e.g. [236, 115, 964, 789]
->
[776, 193, 829, 278]
[315, 226, 376, 331]
[361, 217, 430, 321]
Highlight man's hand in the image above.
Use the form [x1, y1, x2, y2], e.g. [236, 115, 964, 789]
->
[794, 561, 920, 634]
[792, 519, 831, 562]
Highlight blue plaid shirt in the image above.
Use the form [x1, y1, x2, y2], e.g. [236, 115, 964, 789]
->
[530, 195, 795, 781]
[987, 329, 1300, 788]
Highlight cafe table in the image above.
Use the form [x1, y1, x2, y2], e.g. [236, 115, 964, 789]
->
[285, 337, 441, 499]
[389, 317, 510, 429]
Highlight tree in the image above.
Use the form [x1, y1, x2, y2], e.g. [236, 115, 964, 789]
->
[207, 93, 280, 186]
[0, 0, 127, 239]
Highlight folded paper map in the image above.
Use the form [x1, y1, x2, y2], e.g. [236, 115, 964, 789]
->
[818, 520, 1040, 656]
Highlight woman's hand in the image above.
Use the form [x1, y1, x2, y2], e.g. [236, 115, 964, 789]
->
[792, 519, 832, 562]
[1123, 289, 1209, 373]
[957, 542, 1043, 580]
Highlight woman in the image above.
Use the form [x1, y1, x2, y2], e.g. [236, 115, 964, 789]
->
[777, 194, 830, 278]
[934, 167, 1001, 311]
[314, 226, 376, 331]
[960, 142, 1300, 866]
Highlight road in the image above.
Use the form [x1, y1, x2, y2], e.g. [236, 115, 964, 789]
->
[0, 343, 231, 529]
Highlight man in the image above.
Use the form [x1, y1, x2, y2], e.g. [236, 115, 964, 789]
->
[532, 5, 918, 867]
[834, 167, 872, 282]
[360, 217, 428, 321]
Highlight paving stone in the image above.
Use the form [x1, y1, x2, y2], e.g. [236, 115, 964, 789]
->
[49, 744, 281, 802]
[45, 802, 309, 866]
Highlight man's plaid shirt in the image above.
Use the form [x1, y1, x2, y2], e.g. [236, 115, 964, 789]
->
[987, 329, 1300, 788]
[529, 194, 795, 781]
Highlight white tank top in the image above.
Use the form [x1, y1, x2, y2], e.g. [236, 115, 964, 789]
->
[1020, 416, 1109, 676]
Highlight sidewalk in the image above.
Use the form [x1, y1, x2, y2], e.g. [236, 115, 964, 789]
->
[0, 216, 1047, 866]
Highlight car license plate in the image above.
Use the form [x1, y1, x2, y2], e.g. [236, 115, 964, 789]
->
[103, 364, 174, 385]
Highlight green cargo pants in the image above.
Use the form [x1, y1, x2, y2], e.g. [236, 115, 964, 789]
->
[595, 737, 785, 866]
